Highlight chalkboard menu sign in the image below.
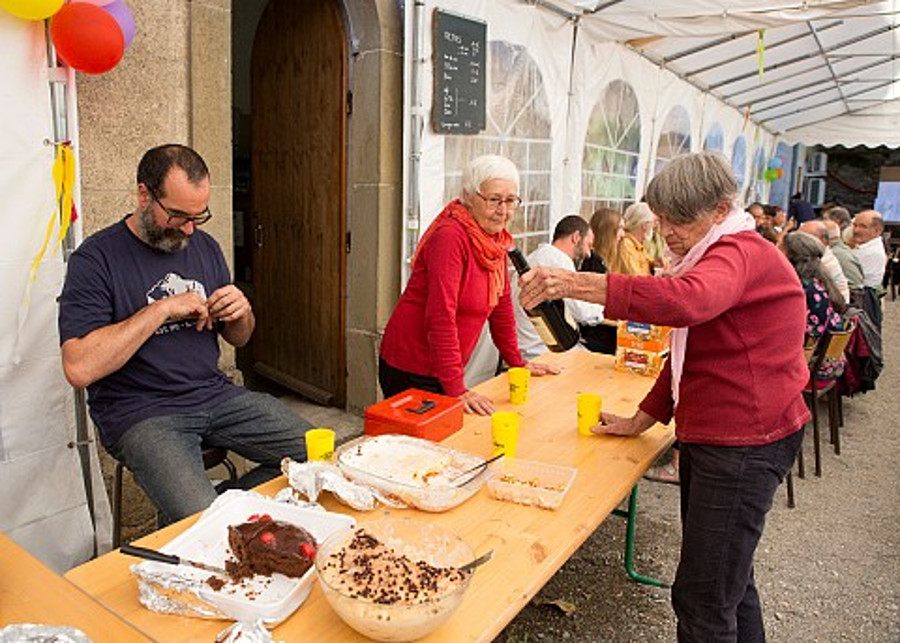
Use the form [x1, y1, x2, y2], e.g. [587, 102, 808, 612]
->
[433, 9, 486, 134]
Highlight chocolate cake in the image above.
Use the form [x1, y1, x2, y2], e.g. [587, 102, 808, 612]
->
[226, 514, 317, 580]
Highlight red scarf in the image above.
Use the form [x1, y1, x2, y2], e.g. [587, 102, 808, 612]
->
[413, 199, 513, 307]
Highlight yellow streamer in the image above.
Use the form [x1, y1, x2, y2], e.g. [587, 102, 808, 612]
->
[20, 142, 76, 340]
[58, 143, 76, 243]
[757, 30, 765, 79]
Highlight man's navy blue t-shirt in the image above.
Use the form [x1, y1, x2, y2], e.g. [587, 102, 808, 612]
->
[58, 218, 242, 448]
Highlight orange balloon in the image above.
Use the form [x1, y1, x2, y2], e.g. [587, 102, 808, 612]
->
[50, 2, 124, 74]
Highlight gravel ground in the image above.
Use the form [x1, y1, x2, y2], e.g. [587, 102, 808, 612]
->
[496, 297, 900, 643]
[105, 299, 899, 642]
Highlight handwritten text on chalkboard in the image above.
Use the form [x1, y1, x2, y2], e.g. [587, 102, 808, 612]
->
[433, 10, 486, 134]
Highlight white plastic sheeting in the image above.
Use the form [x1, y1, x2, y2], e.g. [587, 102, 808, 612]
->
[782, 100, 900, 148]
[0, 13, 111, 573]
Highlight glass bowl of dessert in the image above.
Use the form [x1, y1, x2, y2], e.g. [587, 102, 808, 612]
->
[315, 518, 475, 642]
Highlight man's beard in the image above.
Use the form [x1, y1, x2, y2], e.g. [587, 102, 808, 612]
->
[573, 247, 587, 270]
[137, 204, 189, 253]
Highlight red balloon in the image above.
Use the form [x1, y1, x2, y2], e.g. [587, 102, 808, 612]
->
[51, 3, 124, 74]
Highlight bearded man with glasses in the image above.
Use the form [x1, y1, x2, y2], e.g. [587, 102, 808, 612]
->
[58, 144, 313, 525]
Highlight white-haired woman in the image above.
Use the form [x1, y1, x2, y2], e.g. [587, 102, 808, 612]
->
[519, 152, 808, 641]
[782, 231, 848, 381]
[379, 154, 558, 415]
[614, 202, 655, 275]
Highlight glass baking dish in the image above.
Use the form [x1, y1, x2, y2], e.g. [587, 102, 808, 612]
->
[335, 434, 493, 512]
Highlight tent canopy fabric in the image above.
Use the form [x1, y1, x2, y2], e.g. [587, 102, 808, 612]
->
[546, 0, 900, 148]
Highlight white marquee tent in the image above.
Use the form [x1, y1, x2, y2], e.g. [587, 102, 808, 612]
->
[408, 0, 900, 242]
[569, 0, 900, 148]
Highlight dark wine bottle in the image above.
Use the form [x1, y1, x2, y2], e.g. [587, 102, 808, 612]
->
[508, 247, 580, 352]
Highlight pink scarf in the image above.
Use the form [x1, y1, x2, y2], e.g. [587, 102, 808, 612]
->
[665, 207, 757, 407]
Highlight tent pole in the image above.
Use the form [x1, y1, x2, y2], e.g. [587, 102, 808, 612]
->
[45, 22, 97, 558]
[403, 0, 426, 285]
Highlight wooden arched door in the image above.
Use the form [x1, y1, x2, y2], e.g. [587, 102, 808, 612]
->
[250, 0, 347, 405]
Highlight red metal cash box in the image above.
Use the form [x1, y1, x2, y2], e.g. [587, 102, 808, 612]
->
[364, 389, 464, 442]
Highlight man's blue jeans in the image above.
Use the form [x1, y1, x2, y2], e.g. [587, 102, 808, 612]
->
[673, 429, 803, 643]
[109, 390, 311, 524]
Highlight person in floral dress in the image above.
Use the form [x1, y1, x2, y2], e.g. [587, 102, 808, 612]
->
[782, 231, 847, 380]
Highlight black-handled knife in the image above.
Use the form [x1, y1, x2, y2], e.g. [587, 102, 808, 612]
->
[121, 544, 228, 575]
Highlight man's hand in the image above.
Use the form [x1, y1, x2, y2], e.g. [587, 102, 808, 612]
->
[162, 291, 213, 331]
[460, 390, 494, 415]
[207, 285, 252, 324]
[525, 361, 560, 376]
[591, 409, 657, 437]
[207, 285, 255, 347]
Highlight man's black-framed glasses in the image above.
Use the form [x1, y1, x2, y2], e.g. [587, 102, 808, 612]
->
[147, 185, 213, 226]
[476, 191, 522, 211]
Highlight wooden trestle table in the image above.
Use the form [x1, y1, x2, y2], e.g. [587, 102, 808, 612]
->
[65, 350, 674, 642]
[0, 532, 152, 640]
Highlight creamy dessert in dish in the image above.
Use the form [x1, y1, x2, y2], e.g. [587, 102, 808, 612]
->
[318, 527, 469, 604]
[225, 514, 317, 581]
[339, 436, 478, 488]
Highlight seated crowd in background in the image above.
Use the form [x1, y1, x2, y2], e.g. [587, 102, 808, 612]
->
[745, 199, 888, 395]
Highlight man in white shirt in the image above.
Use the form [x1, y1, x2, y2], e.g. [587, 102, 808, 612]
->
[852, 209, 887, 289]
[513, 215, 605, 360]
[851, 209, 887, 331]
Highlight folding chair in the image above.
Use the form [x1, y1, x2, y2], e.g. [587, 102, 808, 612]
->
[804, 321, 855, 475]
[112, 444, 237, 548]
[786, 321, 854, 508]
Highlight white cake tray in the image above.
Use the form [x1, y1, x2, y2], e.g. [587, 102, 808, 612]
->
[132, 491, 355, 624]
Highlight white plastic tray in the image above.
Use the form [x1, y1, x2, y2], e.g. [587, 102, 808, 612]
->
[132, 493, 355, 623]
[487, 458, 577, 510]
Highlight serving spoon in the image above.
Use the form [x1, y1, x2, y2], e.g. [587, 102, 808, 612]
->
[459, 549, 493, 573]
[450, 453, 504, 484]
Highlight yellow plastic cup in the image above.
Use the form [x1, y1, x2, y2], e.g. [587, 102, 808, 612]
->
[305, 427, 336, 461]
[577, 393, 602, 436]
[491, 411, 521, 458]
[508, 367, 531, 405]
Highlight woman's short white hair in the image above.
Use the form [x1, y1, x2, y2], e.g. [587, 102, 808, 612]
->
[623, 202, 655, 233]
[461, 155, 520, 199]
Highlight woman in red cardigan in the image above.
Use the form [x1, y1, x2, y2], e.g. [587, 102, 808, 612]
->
[379, 155, 557, 415]
[519, 152, 809, 642]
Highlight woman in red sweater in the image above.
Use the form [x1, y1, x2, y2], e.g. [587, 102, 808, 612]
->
[379, 155, 557, 415]
[519, 152, 809, 642]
